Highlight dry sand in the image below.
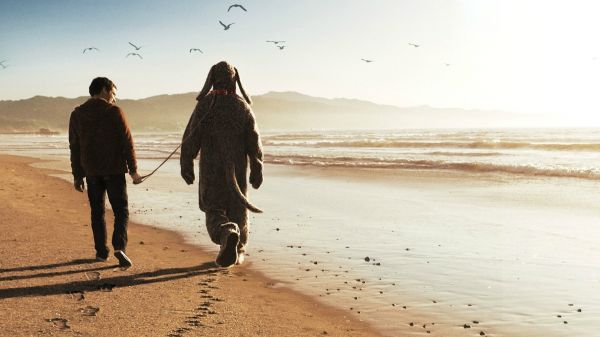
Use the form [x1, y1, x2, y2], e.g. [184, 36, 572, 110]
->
[0, 154, 386, 337]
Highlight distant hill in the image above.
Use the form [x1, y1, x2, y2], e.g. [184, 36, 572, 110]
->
[0, 91, 533, 132]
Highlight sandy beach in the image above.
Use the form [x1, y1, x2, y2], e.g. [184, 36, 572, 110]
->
[2, 128, 599, 337]
[0, 154, 385, 337]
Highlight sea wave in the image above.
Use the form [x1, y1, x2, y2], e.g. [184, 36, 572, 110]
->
[263, 154, 600, 180]
[263, 139, 600, 151]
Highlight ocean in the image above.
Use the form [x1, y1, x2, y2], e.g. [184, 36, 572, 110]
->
[2, 128, 600, 337]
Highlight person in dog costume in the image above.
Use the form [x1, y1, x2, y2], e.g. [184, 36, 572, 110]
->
[180, 61, 263, 268]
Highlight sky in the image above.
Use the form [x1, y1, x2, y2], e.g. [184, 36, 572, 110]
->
[1, 0, 600, 125]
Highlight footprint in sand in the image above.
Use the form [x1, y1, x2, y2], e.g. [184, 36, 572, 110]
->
[186, 320, 203, 327]
[80, 306, 100, 316]
[174, 327, 192, 334]
[85, 271, 101, 281]
[68, 290, 85, 301]
[47, 317, 70, 330]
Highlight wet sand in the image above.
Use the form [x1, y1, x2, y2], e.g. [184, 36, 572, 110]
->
[0, 154, 386, 337]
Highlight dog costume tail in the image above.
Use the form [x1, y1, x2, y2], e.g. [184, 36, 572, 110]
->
[226, 162, 263, 213]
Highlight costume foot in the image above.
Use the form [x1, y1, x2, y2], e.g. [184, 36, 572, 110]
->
[235, 252, 245, 265]
[216, 227, 240, 268]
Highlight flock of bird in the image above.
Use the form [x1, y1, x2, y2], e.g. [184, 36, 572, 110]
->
[74, 4, 256, 61]
[0, 3, 462, 70]
[75, 4, 290, 59]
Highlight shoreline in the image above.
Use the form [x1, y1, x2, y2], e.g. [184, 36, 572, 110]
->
[4, 152, 596, 337]
[0, 154, 386, 337]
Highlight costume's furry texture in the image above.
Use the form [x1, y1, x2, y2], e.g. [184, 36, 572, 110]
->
[180, 61, 263, 253]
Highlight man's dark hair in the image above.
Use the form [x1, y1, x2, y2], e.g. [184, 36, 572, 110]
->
[89, 77, 116, 96]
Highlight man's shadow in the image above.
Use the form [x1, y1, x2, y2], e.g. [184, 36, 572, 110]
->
[0, 261, 115, 283]
[0, 258, 98, 274]
[0, 260, 219, 300]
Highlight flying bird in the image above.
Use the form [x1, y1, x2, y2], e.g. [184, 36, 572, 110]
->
[408, 43, 420, 48]
[361, 58, 373, 63]
[83, 47, 99, 54]
[126, 53, 143, 59]
[228, 4, 247, 12]
[444, 63, 451, 66]
[128, 42, 143, 50]
[0, 60, 8, 69]
[277, 45, 285, 50]
[189, 48, 203, 53]
[266, 40, 285, 45]
[219, 20, 235, 30]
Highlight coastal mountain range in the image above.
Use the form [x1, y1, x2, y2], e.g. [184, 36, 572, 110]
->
[0, 91, 534, 132]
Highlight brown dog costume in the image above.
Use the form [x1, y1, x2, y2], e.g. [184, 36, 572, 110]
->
[180, 61, 263, 267]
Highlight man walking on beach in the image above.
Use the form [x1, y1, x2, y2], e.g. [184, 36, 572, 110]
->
[180, 61, 263, 268]
[69, 77, 141, 268]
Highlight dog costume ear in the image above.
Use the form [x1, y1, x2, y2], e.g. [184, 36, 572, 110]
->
[235, 67, 252, 105]
[196, 65, 215, 101]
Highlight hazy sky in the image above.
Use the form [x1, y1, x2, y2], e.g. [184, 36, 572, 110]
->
[1, 0, 600, 124]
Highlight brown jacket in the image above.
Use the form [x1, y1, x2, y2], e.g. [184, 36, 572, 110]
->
[69, 98, 137, 179]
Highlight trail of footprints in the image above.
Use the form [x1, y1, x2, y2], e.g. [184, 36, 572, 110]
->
[167, 269, 228, 337]
[46, 272, 116, 333]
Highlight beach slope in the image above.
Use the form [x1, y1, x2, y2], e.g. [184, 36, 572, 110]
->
[0, 154, 384, 337]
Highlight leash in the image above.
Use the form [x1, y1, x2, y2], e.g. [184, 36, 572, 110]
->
[136, 144, 182, 184]
[135, 115, 202, 184]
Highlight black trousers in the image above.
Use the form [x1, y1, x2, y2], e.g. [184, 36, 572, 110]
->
[86, 174, 129, 257]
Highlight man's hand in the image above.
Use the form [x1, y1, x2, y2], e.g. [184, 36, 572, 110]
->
[181, 169, 195, 185]
[74, 178, 85, 192]
[130, 172, 143, 185]
[249, 170, 263, 189]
